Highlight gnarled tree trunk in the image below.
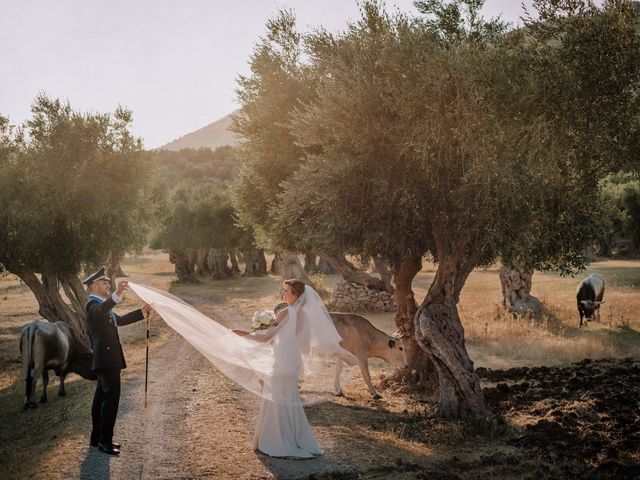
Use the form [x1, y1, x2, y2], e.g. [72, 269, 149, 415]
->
[271, 252, 283, 274]
[272, 254, 314, 286]
[391, 255, 434, 387]
[207, 248, 231, 279]
[15, 270, 90, 344]
[169, 249, 197, 282]
[499, 265, 542, 317]
[415, 249, 491, 420]
[229, 252, 241, 274]
[599, 232, 613, 257]
[323, 254, 388, 293]
[317, 257, 335, 274]
[188, 250, 198, 277]
[304, 251, 317, 273]
[195, 249, 211, 277]
[243, 248, 268, 276]
[373, 256, 395, 294]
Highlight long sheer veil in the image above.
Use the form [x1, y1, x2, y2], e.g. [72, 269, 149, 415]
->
[296, 286, 357, 375]
[129, 282, 356, 406]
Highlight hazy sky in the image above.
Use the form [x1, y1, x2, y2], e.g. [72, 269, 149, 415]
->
[0, 1, 533, 148]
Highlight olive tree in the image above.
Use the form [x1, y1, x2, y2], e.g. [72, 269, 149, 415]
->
[499, 0, 640, 311]
[153, 186, 263, 280]
[271, 1, 609, 418]
[232, 0, 638, 418]
[0, 95, 152, 340]
[231, 9, 387, 288]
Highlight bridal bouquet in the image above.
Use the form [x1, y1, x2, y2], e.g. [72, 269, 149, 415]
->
[251, 309, 275, 331]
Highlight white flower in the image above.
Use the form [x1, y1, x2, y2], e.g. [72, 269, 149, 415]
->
[251, 312, 261, 330]
[251, 309, 275, 331]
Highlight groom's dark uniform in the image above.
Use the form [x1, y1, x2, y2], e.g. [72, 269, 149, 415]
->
[84, 267, 144, 451]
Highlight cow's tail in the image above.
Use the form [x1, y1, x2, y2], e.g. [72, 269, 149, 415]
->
[20, 323, 36, 407]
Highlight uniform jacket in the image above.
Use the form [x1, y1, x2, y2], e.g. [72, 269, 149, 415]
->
[86, 295, 144, 370]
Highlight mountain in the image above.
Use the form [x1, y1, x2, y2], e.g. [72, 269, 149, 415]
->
[160, 110, 242, 151]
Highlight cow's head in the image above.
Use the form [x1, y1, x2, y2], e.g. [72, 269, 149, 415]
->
[388, 331, 409, 369]
[580, 300, 605, 318]
[70, 344, 97, 381]
[67, 329, 97, 381]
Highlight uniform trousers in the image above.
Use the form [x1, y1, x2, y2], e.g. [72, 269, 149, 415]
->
[90, 368, 121, 445]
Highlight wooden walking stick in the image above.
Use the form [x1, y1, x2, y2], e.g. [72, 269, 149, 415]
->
[144, 310, 150, 408]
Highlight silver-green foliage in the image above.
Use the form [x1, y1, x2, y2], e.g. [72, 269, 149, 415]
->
[234, 0, 639, 277]
[0, 94, 152, 279]
[153, 186, 251, 252]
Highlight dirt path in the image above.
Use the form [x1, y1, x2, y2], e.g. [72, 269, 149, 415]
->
[66, 301, 357, 480]
[69, 332, 196, 479]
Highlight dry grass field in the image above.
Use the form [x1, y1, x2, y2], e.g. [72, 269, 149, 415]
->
[0, 251, 638, 479]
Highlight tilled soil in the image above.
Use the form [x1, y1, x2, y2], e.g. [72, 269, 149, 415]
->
[478, 358, 640, 480]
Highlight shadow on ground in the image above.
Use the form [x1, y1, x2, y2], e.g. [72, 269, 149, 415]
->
[79, 447, 113, 480]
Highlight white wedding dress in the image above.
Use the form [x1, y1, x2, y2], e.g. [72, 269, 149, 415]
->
[245, 307, 323, 458]
[252, 374, 323, 457]
[128, 283, 357, 459]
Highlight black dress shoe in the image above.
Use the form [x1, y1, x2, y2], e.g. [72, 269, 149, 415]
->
[98, 443, 120, 455]
[91, 439, 120, 449]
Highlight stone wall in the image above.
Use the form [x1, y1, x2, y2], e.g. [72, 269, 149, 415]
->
[328, 280, 396, 312]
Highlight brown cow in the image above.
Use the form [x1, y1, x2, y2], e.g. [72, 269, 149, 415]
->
[330, 312, 407, 399]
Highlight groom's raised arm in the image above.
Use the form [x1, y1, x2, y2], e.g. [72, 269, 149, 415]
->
[115, 308, 145, 327]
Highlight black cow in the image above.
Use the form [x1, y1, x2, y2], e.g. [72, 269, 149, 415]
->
[576, 274, 605, 327]
[20, 320, 96, 409]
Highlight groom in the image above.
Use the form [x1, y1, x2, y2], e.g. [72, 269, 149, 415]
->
[83, 266, 152, 455]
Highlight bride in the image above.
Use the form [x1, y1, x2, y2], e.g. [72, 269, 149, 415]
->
[234, 279, 358, 458]
[129, 278, 357, 459]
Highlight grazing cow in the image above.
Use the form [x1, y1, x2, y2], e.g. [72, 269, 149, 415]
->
[330, 312, 408, 400]
[20, 320, 96, 409]
[576, 274, 605, 327]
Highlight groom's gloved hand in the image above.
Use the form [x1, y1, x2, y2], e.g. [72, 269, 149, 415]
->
[116, 280, 129, 297]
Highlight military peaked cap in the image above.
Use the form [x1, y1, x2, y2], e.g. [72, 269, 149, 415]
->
[82, 266, 110, 286]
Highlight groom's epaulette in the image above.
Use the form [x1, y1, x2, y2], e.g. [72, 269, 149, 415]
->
[85, 298, 100, 310]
